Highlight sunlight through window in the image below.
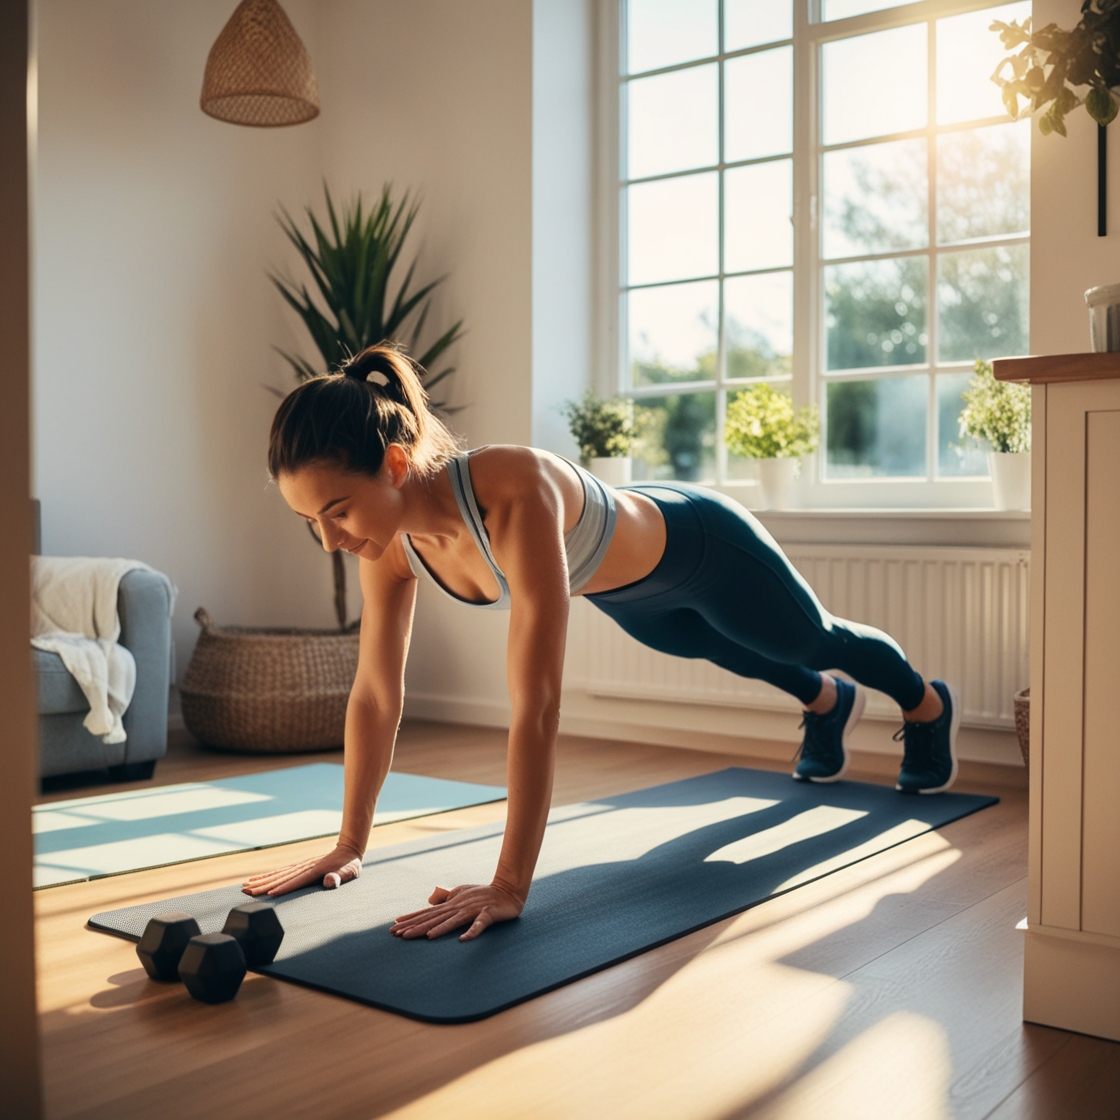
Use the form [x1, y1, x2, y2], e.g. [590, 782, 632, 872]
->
[704, 805, 868, 866]
[617, 0, 1032, 492]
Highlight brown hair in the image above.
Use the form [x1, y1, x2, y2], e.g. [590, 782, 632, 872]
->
[267, 342, 460, 480]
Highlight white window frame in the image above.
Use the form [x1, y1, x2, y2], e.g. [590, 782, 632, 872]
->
[599, 0, 1030, 510]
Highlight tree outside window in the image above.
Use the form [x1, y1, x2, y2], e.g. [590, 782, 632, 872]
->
[618, 0, 1030, 494]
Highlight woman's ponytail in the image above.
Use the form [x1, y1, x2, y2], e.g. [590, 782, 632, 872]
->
[268, 342, 461, 480]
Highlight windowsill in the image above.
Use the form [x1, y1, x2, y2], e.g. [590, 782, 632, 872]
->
[754, 507, 1030, 520]
[707, 492, 1032, 548]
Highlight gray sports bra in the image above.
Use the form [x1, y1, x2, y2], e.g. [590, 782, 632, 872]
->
[400, 449, 617, 610]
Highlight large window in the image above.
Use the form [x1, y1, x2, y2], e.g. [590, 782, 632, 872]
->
[616, 0, 1031, 502]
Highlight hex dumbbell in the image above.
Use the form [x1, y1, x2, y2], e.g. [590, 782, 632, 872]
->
[177, 932, 248, 1004]
[136, 903, 284, 1004]
[136, 911, 201, 981]
[221, 902, 285, 967]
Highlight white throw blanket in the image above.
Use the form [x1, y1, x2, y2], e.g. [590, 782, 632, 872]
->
[31, 557, 173, 744]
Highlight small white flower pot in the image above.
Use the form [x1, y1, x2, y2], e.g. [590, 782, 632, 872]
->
[989, 450, 1031, 510]
[756, 457, 799, 510]
[588, 456, 632, 487]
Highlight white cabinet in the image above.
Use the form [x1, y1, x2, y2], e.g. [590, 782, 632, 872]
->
[995, 352, 1120, 1042]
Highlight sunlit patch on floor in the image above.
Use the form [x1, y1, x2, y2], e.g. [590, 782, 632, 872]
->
[749, 1011, 953, 1120]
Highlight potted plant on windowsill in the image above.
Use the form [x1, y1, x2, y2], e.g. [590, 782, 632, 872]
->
[724, 384, 819, 511]
[562, 391, 635, 486]
[958, 359, 1031, 510]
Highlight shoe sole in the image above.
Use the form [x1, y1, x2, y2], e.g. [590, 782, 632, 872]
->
[807, 683, 865, 783]
[896, 681, 961, 795]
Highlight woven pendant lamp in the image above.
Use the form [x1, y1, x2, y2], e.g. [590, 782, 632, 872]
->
[201, 0, 319, 128]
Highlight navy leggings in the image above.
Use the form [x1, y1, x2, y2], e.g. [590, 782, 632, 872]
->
[586, 484, 926, 711]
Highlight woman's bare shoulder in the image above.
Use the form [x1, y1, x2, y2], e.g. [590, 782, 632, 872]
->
[466, 445, 561, 496]
[467, 446, 584, 540]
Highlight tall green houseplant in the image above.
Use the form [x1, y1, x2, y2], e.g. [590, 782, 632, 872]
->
[272, 184, 464, 629]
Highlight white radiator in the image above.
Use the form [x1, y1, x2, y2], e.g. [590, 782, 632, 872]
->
[580, 545, 1030, 730]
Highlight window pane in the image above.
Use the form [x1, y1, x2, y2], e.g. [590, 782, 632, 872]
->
[725, 272, 793, 380]
[937, 243, 1029, 362]
[632, 391, 717, 482]
[627, 172, 719, 285]
[937, 121, 1030, 244]
[825, 257, 927, 370]
[822, 138, 927, 259]
[629, 280, 719, 386]
[937, 3, 1032, 126]
[822, 25, 927, 146]
[628, 0, 717, 75]
[726, 450, 761, 482]
[823, 0, 914, 19]
[937, 372, 991, 477]
[628, 65, 718, 180]
[725, 47, 792, 163]
[826, 376, 927, 477]
[725, 0, 791, 51]
[725, 160, 793, 273]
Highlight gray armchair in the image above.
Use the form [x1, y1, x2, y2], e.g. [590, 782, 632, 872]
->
[32, 503, 173, 781]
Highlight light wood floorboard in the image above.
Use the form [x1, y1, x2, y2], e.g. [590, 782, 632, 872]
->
[35, 722, 1117, 1119]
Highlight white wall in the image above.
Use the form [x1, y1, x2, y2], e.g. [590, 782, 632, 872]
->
[318, 0, 534, 449]
[34, 0, 344, 675]
[316, 0, 535, 718]
[532, 0, 595, 456]
[1031, 0, 1120, 355]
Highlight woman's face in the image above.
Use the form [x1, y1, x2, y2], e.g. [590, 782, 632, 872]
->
[277, 449, 408, 563]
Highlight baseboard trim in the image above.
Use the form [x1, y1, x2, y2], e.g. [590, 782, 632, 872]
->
[402, 689, 1027, 789]
[1024, 926, 1120, 1041]
[403, 693, 511, 729]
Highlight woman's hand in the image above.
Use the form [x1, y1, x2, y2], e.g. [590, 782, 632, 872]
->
[390, 882, 524, 942]
[241, 844, 363, 897]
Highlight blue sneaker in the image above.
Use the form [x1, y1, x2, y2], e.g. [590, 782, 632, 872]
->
[895, 680, 960, 794]
[793, 679, 865, 783]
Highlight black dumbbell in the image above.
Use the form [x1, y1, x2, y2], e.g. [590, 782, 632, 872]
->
[136, 911, 201, 981]
[221, 902, 285, 967]
[177, 933, 247, 1004]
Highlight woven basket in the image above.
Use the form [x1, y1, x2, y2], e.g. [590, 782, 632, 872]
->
[1014, 686, 1030, 768]
[180, 608, 359, 753]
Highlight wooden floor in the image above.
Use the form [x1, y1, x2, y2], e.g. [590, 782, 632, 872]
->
[34, 723, 1120, 1120]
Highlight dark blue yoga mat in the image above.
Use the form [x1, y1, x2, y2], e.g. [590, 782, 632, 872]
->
[89, 768, 996, 1023]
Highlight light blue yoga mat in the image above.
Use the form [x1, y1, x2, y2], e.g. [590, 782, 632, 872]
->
[33, 764, 506, 889]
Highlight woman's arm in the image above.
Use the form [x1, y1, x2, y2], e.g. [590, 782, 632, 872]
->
[242, 550, 417, 897]
[390, 460, 569, 940]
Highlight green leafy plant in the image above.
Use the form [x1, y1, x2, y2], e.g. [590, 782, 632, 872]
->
[272, 183, 463, 403]
[992, 3, 1120, 136]
[271, 183, 464, 630]
[562, 392, 635, 464]
[959, 359, 1031, 453]
[724, 384, 819, 460]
